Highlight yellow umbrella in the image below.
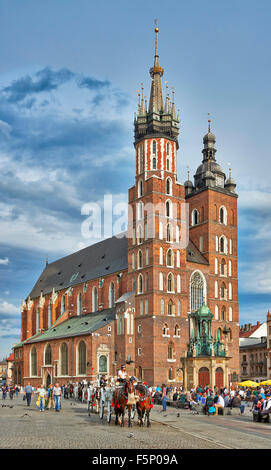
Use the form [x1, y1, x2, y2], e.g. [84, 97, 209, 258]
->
[237, 380, 258, 387]
[258, 380, 271, 386]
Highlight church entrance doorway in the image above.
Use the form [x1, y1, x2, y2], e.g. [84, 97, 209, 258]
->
[215, 367, 224, 390]
[198, 367, 210, 387]
[46, 373, 51, 388]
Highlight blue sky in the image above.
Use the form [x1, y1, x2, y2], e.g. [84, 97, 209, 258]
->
[0, 0, 271, 359]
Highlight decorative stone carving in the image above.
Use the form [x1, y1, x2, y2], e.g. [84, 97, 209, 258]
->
[39, 292, 45, 308]
[20, 299, 26, 312]
[51, 288, 58, 304]
[27, 297, 33, 311]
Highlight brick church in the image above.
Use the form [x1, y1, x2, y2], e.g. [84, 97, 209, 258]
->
[13, 27, 240, 389]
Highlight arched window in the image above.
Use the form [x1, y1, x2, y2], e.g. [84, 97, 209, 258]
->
[219, 236, 227, 254]
[174, 324, 180, 336]
[78, 341, 86, 375]
[219, 206, 227, 225]
[146, 248, 149, 265]
[220, 282, 227, 300]
[166, 142, 170, 155]
[167, 273, 174, 292]
[177, 299, 181, 316]
[152, 157, 157, 169]
[138, 250, 143, 268]
[163, 323, 169, 335]
[138, 274, 143, 294]
[167, 300, 174, 316]
[159, 247, 163, 265]
[61, 295, 66, 314]
[220, 258, 226, 276]
[152, 140, 157, 154]
[215, 305, 219, 320]
[92, 287, 98, 312]
[221, 307, 226, 321]
[146, 273, 149, 291]
[159, 222, 163, 240]
[60, 343, 68, 376]
[99, 355, 108, 374]
[166, 177, 172, 195]
[228, 260, 232, 277]
[109, 282, 115, 308]
[168, 343, 173, 359]
[132, 252, 135, 269]
[159, 272, 163, 291]
[137, 201, 143, 220]
[166, 200, 172, 218]
[215, 280, 218, 298]
[30, 347, 37, 376]
[166, 223, 172, 242]
[138, 179, 143, 197]
[192, 209, 199, 226]
[166, 158, 170, 171]
[176, 250, 180, 267]
[228, 282, 232, 300]
[44, 344, 52, 365]
[48, 300, 52, 328]
[137, 224, 143, 244]
[215, 258, 218, 275]
[161, 298, 165, 315]
[166, 249, 173, 267]
[177, 274, 181, 293]
[190, 272, 205, 311]
[168, 368, 173, 380]
[229, 307, 233, 322]
[77, 292, 82, 315]
[176, 225, 179, 243]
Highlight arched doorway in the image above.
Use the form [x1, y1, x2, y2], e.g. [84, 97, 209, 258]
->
[46, 373, 51, 388]
[198, 367, 210, 387]
[215, 367, 224, 390]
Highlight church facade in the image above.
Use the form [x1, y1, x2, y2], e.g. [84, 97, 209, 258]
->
[13, 27, 240, 389]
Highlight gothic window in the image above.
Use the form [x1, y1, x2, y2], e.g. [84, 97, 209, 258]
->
[229, 282, 232, 300]
[159, 222, 163, 240]
[167, 300, 173, 316]
[44, 344, 52, 365]
[219, 236, 227, 254]
[137, 225, 143, 244]
[30, 347, 37, 376]
[159, 247, 163, 265]
[146, 273, 149, 291]
[166, 142, 170, 155]
[192, 209, 199, 226]
[177, 274, 181, 293]
[161, 298, 165, 315]
[177, 299, 181, 316]
[138, 179, 143, 197]
[163, 323, 169, 335]
[176, 250, 180, 267]
[215, 258, 218, 275]
[215, 280, 218, 298]
[132, 252, 135, 269]
[109, 282, 115, 308]
[168, 343, 173, 359]
[152, 157, 157, 170]
[166, 223, 172, 242]
[144, 222, 148, 240]
[78, 341, 86, 375]
[168, 368, 173, 380]
[220, 282, 227, 300]
[138, 274, 143, 294]
[60, 343, 68, 376]
[176, 225, 179, 243]
[140, 300, 144, 316]
[220, 258, 226, 276]
[138, 250, 143, 268]
[228, 260, 232, 277]
[159, 272, 163, 291]
[137, 201, 143, 220]
[152, 140, 157, 155]
[200, 236, 203, 252]
[190, 272, 204, 312]
[166, 200, 172, 218]
[219, 206, 227, 225]
[77, 292, 82, 315]
[229, 306, 233, 322]
[146, 248, 149, 265]
[215, 305, 219, 320]
[61, 295, 66, 315]
[174, 324, 180, 336]
[166, 158, 170, 171]
[92, 287, 98, 312]
[166, 177, 172, 195]
[221, 307, 226, 321]
[145, 299, 148, 315]
[166, 249, 173, 267]
[167, 273, 174, 292]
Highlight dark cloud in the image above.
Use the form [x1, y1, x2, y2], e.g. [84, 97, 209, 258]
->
[2, 67, 75, 103]
[77, 76, 110, 90]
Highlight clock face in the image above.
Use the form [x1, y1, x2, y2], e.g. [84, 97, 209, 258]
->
[215, 175, 224, 187]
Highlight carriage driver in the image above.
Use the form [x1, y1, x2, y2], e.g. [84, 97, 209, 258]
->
[117, 365, 127, 383]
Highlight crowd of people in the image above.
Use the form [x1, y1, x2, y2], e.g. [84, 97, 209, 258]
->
[152, 384, 271, 417]
[1, 384, 21, 400]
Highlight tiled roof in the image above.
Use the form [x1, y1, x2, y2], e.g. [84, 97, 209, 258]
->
[239, 324, 262, 338]
[26, 307, 116, 344]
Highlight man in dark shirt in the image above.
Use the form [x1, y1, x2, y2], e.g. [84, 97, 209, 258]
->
[231, 393, 245, 414]
[24, 383, 33, 406]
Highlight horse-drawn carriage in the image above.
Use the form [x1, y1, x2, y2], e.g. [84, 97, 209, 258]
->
[87, 378, 152, 427]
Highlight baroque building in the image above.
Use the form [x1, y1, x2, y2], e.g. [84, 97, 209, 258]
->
[13, 27, 239, 389]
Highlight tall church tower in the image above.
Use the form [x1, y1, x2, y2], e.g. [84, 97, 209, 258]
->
[127, 26, 187, 384]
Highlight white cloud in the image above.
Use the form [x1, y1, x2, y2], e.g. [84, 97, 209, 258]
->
[0, 257, 9, 265]
[0, 300, 18, 316]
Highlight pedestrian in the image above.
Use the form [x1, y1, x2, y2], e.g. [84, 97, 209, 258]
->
[24, 382, 33, 406]
[46, 383, 54, 409]
[37, 384, 46, 412]
[161, 384, 167, 412]
[53, 382, 62, 412]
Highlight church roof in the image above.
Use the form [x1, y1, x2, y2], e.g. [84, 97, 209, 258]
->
[28, 234, 128, 299]
[27, 233, 208, 300]
[25, 308, 116, 344]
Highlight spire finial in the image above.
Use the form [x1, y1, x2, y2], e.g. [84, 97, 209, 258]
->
[186, 165, 190, 181]
[208, 113, 211, 132]
[154, 18, 159, 57]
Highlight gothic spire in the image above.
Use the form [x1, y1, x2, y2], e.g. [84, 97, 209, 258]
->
[148, 24, 164, 114]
